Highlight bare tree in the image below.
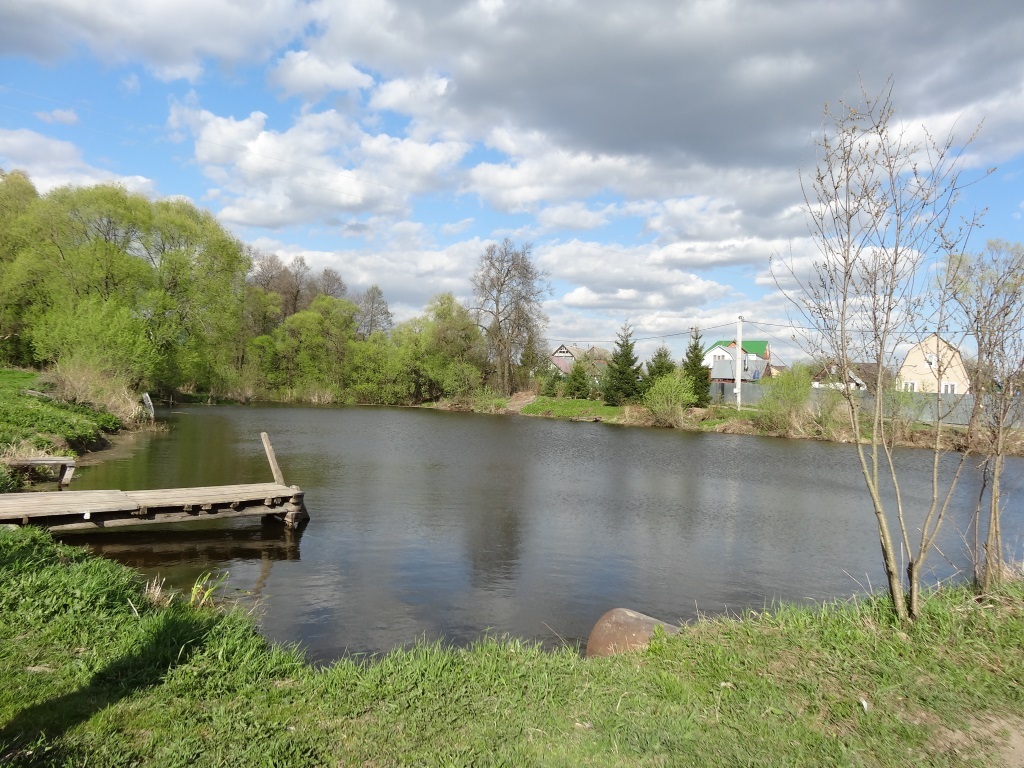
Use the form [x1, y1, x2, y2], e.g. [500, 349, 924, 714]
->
[248, 249, 285, 291]
[277, 255, 311, 317]
[353, 284, 393, 338]
[774, 80, 986, 623]
[312, 266, 347, 300]
[948, 240, 1024, 590]
[471, 238, 550, 396]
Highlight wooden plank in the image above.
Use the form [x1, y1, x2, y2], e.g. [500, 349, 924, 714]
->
[6, 458, 76, 468]
[0, 490, 138, 520]
[42, 502, 303, 532]
[123, 484, 295, 507]
[0, 483, 304, 529]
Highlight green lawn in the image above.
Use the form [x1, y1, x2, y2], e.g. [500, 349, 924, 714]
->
[2, 526, 1022, 767]
[519, 396, 625, 421]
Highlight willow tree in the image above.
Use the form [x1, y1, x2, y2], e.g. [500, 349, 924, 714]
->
[775, 81, 986, 623]
[471, 239, 550, 396]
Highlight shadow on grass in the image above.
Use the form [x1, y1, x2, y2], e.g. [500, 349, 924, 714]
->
[0, 608, 217, 765]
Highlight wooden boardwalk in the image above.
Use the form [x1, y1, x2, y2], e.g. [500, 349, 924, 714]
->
[0, 482, 307, 532]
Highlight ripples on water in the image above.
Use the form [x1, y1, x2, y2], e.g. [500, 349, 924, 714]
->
[63, 404, 1024, 662]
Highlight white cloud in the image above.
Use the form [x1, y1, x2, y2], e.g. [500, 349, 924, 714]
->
[537, 202, 611, 232]
[35, 108, 78, 125]
[168, 96, 468, 228]
[1, 0, 314, 81]
[120, 73, 140, 94]
[269, 50, 374, 100]
[0, 128, 154, 194]
[441, 217, 474, 235]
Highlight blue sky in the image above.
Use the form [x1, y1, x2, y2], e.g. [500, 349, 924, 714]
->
[3, 0, 1024, 364]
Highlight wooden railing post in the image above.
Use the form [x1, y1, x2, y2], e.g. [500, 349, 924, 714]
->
[261, 432, 286, 485]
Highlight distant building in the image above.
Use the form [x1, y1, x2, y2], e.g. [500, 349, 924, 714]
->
[709, 358, 773, 384]
[550, 344, 612, 376]
[811, 362, 886, 393]
[702, 340, 771, 369]
[896, 334, 970, 394]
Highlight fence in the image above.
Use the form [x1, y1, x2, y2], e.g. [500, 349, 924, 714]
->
[710, 383, 1022, 428]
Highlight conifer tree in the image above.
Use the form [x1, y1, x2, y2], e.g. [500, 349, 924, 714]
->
[641, 344, 676, 393]
[682, 329, 711, 407]
[563, 361, 590, 399]
[603, 323, 642, 405]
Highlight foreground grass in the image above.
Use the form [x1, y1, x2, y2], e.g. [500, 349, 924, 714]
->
[2, 528, 1023, 766]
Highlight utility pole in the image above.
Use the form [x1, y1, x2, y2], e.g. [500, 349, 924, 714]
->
[735, 315, 743, 410]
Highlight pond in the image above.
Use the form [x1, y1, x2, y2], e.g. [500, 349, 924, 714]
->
[63, 404, 1024, 662]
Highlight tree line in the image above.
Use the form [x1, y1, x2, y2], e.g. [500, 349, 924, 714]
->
[0, 171, 557, 406]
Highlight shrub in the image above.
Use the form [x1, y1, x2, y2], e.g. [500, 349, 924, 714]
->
[642, 373, 696, 427]
[754, 364, 813, 433]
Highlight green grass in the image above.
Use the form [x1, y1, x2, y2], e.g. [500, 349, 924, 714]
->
[2, 526, 1022, 767]
[0, 369, 122, 456]
[520, 396, 624, 421]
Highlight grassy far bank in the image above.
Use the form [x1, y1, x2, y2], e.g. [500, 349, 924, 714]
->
[2, 527, 1023, 767]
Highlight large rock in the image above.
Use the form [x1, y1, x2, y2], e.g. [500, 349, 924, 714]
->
[585, 607, 680, 658]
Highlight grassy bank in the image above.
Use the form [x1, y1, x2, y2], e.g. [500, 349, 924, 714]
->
[0, 370, 124, 491]
[2, 527, 1022, 767]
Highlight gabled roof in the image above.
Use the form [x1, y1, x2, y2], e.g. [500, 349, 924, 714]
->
[550, 355, 608, 376]
[551, 344, 612, 361]
[707, 339, 770, 358]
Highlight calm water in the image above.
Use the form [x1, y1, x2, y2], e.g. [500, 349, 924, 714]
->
[62, 404, 1024, 662]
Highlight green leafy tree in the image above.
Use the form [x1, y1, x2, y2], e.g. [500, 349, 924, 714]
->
[682, 331, 711, 407]
[420, 293, 486, 401]
[563, 361, 590, 399]
[348, 332, 416, 405]
[603, 323, 642, 405]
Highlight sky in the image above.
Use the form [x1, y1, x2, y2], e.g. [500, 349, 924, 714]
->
[3, 0, 1024, 365]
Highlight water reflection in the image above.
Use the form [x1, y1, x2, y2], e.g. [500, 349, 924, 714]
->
[61, 522, 304, 601]
[65, 404, 1024, 662]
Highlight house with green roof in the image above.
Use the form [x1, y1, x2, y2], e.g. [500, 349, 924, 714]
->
[702, 340, 771, 368]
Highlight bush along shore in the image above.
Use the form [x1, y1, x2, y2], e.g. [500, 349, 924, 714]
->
[1, 527, 1022, 767]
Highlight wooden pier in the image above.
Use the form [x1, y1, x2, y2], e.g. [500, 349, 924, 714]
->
[0, 433, 308, 533]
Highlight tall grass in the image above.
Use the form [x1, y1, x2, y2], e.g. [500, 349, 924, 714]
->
[0, 369, 123, 459]
[42, 360, 144, 425]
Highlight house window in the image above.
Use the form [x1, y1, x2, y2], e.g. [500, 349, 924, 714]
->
[904, 382, 916, 392]
[943, 383, 956, 394]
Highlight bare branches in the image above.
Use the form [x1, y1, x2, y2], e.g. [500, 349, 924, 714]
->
[776, 80, 988, 622]
[471, 238, 550, 396]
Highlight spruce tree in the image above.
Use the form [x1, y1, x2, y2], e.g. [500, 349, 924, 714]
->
[564, 361, 590, 399]
[682, 330, 711, 407]
[641, 344, 676, 393]
[604, 323, 642, 405]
